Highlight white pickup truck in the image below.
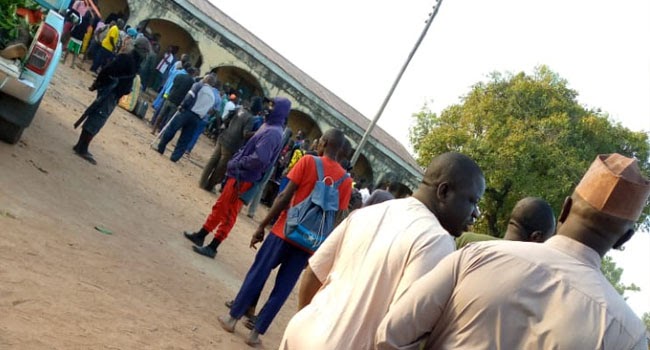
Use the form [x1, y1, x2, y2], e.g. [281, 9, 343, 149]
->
[0, 0, 70, 144]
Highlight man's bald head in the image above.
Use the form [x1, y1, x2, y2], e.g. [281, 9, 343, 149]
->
[422, 152, 484, 189]
[318, 128, 346, 159]
[504, 197, 556, 243]
[414, 152, 485, 237]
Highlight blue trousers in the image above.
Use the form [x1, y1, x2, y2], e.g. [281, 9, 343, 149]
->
[185, 119, 208, 153]
[229, 234, 310, 334]
[157, 109, 200, 162]
[90, 47, 113, 73]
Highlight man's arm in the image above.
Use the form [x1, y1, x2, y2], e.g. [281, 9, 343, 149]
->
[298, 266, 322, 310]
[249, 181, 297, 249]
[375, 250, 461, 350]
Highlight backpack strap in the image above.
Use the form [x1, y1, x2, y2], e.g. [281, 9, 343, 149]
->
[313, 156, 324, 182]
[333, 173, 349, 189]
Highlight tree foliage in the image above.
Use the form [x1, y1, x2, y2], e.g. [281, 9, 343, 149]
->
[640, 312, 650, 332]
[409, 66, 650, 237]
[600, 256, 640, 297]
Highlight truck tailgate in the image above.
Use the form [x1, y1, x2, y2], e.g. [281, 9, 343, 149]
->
[0, 57, 36, 102]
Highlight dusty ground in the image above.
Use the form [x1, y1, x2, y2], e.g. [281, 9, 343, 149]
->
[0, 62, 295, 349]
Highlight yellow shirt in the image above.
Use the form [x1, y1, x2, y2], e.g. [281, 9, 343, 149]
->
[376, 236, 648, 350]
[101, 25, 119, 52]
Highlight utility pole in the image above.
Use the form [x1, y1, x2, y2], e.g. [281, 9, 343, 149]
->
[350, 0, 444, 167]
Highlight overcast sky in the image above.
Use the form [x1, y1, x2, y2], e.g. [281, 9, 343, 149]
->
[209, 0, 650, 316]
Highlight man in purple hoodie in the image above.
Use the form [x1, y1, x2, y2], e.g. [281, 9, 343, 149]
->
[183, 97, 291, 258]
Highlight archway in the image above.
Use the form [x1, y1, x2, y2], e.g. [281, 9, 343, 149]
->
[351, 153, 373, 187]
[211, 66, 264, 102]
[287, 110, 321, 145]
[137, 19, 202, 68]
[98, 0, 130, 23]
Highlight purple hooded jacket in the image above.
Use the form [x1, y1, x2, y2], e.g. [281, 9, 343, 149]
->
[226, 97, 291, 182]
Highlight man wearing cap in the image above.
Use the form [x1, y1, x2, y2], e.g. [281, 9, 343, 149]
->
[376, 153, 650, 350]
[455, 196, 556, 248]
[221, 94, 237, 120]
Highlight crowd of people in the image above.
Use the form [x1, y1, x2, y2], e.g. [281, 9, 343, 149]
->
[61, 2, 650, 348]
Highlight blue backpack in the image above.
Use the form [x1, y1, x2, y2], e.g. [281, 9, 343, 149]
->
[284, 157, 348, 253]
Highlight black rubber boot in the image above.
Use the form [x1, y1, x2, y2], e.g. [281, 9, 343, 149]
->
[192, 238, 220, 259]
[183, 227, 209, 246]
[73, 130, 96, 165]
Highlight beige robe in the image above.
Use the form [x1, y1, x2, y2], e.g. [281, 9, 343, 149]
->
[280, 197, 456, 350]
[376, 235, 648, 350]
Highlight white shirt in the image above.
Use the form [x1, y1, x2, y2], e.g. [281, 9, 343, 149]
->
[280, 197, 456, 350]
[156, 52, 173, 74]
[190, 84, 216, 118]
[221, 100, 236, 119]
[376, 236, 648, 350]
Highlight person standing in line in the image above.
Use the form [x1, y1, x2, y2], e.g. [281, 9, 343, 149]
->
[90, 19, 124, 74]
[245, 126, 292, 219]
[218, 128, 353, 347]
[362, 181, 412, 207]
[183, 80, 224, 157]
[376, 153, 649, 350]
[280, 152, 485, 350]
[221, 93, 237, 120]
[455, 196, 555, 249]
[183, 97, 292, 258]
[150, 66, 196, 134]
[156, 74, 216, 162]
[73, 37, 150, 164]
[150, 60, 190, 126]
[198, 98, 256, 192]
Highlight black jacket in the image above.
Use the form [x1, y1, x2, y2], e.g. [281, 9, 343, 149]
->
[94, 51, 143, 97]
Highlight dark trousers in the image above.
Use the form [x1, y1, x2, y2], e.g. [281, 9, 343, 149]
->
[152, 99, 178, 133]
[90, 46, 113, 73]
[157, 109, 200, 162]
[229, 234, 310, 334]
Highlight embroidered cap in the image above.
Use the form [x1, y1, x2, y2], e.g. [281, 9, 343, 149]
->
[575, 153, 650, 221]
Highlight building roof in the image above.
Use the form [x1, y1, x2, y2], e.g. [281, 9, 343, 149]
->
[185, 0, 423, 174]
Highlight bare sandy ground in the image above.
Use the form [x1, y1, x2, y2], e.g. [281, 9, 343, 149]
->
[0, 62, 295, 349]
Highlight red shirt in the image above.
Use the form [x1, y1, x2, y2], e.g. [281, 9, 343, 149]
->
[271, 155, 353, 241]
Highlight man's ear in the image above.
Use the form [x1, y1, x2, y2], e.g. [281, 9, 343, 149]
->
[613, 228, 634, 250]
[558, 196, 572, 224]
[436, 182, 449, 202]
[529, 231, 544, 243]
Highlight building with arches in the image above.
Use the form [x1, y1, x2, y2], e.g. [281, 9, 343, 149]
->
[98, 0, 424, 189]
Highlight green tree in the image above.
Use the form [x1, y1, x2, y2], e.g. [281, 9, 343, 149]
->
[642, 312, 650, 331]
[600, 256, 640, 297]
[409, 66, 650, 237]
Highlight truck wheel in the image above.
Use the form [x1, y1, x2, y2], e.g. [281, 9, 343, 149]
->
[0, 118, 25, 144]
[0, 95, 43, 144]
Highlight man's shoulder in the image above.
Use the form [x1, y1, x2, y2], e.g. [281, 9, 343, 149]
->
[456, 232, 501, 249]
